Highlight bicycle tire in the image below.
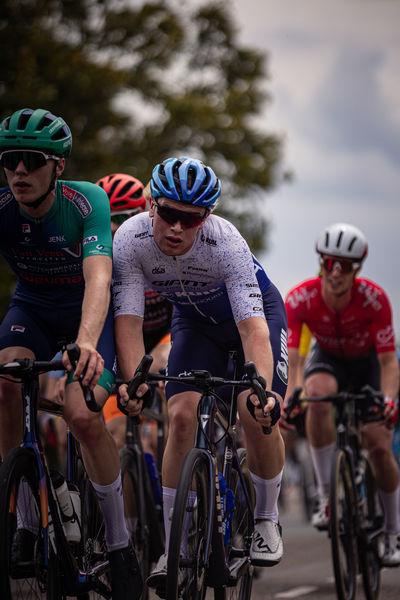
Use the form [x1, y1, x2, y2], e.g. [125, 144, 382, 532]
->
[330, 448, 357, 600]
[120, 448, 150, 600]
[0, 447, 62, 600]
[78, 464, 111, 599]
[359, 453, 384, 600]
[223, 447, 255, 600]
[167, 448, 210, 600]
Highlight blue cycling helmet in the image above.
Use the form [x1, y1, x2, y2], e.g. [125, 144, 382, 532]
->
[150, 156, 221, 210]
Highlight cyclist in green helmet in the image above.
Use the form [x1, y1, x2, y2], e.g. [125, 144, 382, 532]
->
[0, 108, 143, 600]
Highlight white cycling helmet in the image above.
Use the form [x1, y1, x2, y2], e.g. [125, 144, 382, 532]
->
[316, 223, 368, 262]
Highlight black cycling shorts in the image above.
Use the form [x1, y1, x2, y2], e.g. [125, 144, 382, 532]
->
[304, 343, 382, 423]
[165, 281, 288, 400]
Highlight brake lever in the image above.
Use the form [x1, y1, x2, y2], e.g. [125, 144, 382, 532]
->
[244, 361, 271, 435]
[125, 355, 154, 425]
[66, 343, 102, 413]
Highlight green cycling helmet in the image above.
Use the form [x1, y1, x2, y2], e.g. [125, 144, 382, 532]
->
[0, 108, 72, 157]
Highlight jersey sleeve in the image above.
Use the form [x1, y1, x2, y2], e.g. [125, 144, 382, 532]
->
[70, 182, 113, 259]
[366, 284, 397, 354]
[285, 288, 305, 350]
[112, 219, 146, 319]
[218, 224, 265, 324]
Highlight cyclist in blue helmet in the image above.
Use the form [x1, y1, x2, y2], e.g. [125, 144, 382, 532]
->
[113, 156, 289, 591]
[150, 156, 221, 209]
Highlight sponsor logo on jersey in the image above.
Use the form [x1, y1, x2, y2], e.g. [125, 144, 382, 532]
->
[249, 293, 262, 298]
[19, 273, 84, 285]
[245, 283, 258, 288]
[376, 326, 395, 346]
[357, 281, 383, 312]
[187, 265, 208, 273]
[152, 279, 208, 288]
[0, 190, 13, 209]
[200, 234, 217, 246]
[83, 236, 98, 245]
[62, 185, 92, 217]
[96, 244, 105, 250]
[48, 235, 66, 243]
[135, 231, 149, 239]
[11, 325, 25, 332]
[22, 224, 31, 234]
[276, 328, 289, 385]
[252, 307, 263, 311]
[152, 266, 166, 274]
[286, 286, 318, 310]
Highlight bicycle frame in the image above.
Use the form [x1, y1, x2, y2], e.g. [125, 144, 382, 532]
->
[9, 363, 111, 597]
[192, 389, 255, 588]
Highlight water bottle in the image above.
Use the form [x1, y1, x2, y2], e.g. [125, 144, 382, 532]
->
[145, 452, 162, 504]
[50, 471, 81, 543]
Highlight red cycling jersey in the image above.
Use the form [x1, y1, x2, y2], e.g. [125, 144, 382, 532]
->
[285, 277, 396, 359]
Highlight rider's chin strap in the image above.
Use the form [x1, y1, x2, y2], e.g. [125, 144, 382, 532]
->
[19, 167, 58, 210]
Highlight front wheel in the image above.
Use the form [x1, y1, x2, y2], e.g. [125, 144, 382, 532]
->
[0, 447, 62, 600]
[167, 448, 210, 600]
[330, 449, 357, 600]
[358, 453, 384, 600]
[120, 448, 150, 599]
[223, 447, 255, 600]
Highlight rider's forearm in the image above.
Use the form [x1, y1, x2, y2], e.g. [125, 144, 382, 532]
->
[77, 256, 112, 348]
[378, 351, 400, 400]
[238, 317, 274, 391]
[114, 314, 146, 382]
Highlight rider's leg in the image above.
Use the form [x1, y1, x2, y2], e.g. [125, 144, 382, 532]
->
[0, 346, 35, 458]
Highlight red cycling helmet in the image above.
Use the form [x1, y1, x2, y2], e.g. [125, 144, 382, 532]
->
[96, 173, 147, 212]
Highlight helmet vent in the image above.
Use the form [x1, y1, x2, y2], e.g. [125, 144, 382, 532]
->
[336, 231, 343, 248]
[117, 182, 134, 198]
[18, 111, 32, 131]
[348, 237, 357, 251]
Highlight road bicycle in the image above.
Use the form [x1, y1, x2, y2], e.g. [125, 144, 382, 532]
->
[0, 343, 113, 600]
[286, 386, 386, 600]
[127, 352, 271, 600]
[119, 389, 165, 600]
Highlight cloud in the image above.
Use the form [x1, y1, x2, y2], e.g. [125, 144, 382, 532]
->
[233, 0, 400, 337]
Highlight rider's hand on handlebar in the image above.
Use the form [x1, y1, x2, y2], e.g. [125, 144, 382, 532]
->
[117, 382, 146, 417]
[279, 403, 301, 431]
[53, 374, 67, 405]
[62, 342, 104, 390]
[380, 396, 399, 428]
[248, 390, 281, 428]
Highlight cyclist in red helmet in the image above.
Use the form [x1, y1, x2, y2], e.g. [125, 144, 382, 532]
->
[96, 173, 147, 238]
[95, 174, 172, 452]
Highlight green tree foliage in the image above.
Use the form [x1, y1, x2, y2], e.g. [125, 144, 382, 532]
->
[0, 0, 288, 318]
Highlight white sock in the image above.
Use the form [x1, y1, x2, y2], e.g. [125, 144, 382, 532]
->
[92, 473, 129, 552]
[250, 469, 283, 523]
[162, 486, 176, 553]
[378, 484, 400, 532]
[162, 486, 196, 556]
[309, 442, 335, 496]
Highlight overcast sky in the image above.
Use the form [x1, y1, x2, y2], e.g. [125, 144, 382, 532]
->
[232, 0, 400, 340]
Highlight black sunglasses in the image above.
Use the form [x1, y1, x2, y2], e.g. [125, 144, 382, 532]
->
[0, 150, 61, 172]
[154, 201, 206, 229]
[320, 257, 359, 274]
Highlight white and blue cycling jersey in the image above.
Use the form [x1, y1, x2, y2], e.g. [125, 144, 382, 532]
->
[112, 212, 270, 325]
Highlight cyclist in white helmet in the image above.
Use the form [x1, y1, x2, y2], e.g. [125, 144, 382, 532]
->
[282, 222, 400, 566]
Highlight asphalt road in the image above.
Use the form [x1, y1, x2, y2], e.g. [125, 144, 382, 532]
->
[149, 485, 399, 600]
